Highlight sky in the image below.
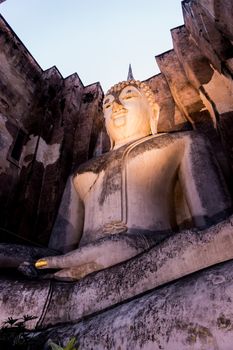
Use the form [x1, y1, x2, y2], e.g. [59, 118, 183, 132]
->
[0, 0, 184, 92]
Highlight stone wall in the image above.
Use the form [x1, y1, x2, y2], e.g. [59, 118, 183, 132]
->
[178, 0, 233, 172]
[0, 15, 104, 245]
[146, 0, 233, 187]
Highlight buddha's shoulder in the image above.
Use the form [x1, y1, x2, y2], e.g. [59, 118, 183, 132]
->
[73, 144, 127, 176]
[150, 130, 206, 144]
[131, 131, 206, 154]
[73, 131, 207, 176]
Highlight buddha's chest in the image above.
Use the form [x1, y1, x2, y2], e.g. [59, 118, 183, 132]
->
[74, 134, 186, 243]
[75, 135, 183, 208]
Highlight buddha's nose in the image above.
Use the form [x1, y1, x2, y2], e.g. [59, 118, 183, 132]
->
[112, 100, 123, 112]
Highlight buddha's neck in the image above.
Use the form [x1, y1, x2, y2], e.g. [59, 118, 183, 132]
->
[113, 133, 151, 150]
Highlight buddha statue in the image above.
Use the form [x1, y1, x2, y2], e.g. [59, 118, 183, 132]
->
[34, 79, 232, 281]
[1, 77, 233, 342]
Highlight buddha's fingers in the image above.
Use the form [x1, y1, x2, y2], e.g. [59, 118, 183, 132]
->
[53, 262, 103, 281]
[35, 255, 69, 269]
[34, 246, 93, 269]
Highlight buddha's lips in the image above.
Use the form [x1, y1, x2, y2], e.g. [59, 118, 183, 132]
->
[112, 110, 127, 120]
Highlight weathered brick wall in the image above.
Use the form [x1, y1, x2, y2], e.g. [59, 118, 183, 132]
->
[147, 0, 233, 185]
[73, 83, 104, 167]
[180, 0, 233, 172]
[0, 14, 42, 235]
[0, 15, 104, 245]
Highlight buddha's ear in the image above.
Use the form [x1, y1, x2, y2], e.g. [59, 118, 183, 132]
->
[150, 103, 160, 135]
[110, 138, 114, 150]
[104, 124, 114, 150]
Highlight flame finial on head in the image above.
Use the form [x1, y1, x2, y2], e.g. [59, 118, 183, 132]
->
[127, 64, 134, 80]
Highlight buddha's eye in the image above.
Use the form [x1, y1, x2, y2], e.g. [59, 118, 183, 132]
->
[103, 95, 114, 110]
[104, 104, 111, 109]
[123, 95, 133, 100]
[121, 88, 140, 101]
[122, 93, 137, 100]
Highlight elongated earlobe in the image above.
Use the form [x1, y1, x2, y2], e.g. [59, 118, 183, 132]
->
[150, 103, 160, 135]
[110, 138, 114, 150]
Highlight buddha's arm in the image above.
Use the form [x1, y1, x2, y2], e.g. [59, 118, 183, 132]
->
[179, 134, 231, 229]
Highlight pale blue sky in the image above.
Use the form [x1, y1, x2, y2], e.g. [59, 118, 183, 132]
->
[0, 0, 184, 91]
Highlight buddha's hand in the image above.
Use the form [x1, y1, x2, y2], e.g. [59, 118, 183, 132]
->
[34, 250, 106, 281]
[34, 233, 151, 281]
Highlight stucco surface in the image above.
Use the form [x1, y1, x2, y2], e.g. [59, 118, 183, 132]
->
[30, 259, 233, 349]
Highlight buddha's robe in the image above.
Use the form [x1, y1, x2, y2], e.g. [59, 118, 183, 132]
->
[73, 131, 231, 248]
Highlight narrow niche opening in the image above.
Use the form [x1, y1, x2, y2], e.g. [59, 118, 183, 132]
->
[8, 128, 26, 166]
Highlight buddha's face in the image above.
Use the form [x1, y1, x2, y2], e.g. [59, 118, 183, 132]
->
[103, 85, 152, 148]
